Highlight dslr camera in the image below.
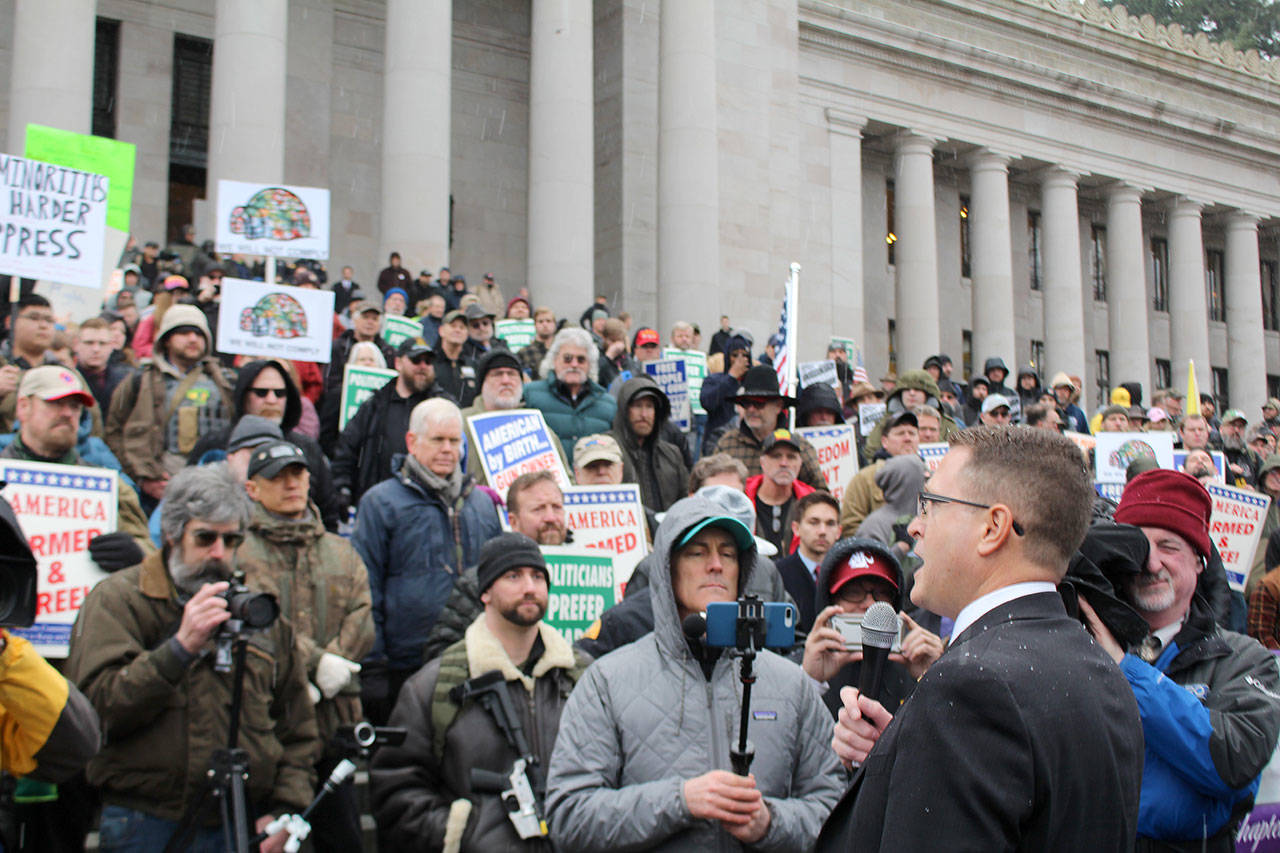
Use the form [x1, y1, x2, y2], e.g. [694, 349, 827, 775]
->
[0, 498, 37, 628]
[218, 572, 279, 632]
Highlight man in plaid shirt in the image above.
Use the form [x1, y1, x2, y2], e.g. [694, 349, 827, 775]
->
[714, 365, 826, 491]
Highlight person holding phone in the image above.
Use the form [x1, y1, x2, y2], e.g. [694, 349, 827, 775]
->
[800, 538, 943, 717]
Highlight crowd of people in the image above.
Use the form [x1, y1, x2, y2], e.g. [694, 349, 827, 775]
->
[0, 238, 1279, 852]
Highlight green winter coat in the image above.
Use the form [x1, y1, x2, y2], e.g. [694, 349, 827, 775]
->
[238, 501, 375, 745]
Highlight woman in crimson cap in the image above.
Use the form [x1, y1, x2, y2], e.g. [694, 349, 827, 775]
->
[801, 537, 944, 718]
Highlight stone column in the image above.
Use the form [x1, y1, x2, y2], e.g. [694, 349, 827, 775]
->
[380, 0, 451, 276]
[8, 0, 94, 149]
[1039, 168, 1086, 380]
[1168, 198, 1212, 393]
[207, 0, 287, 191]
[528, 0, 594, 320]
[1225, 212, 1266, 413]
[892, 132, 940, 371]
[1105, 183, 1151, 392]
[827, 110, 866, 353]
[967, 150, 1016, 372]
[656, 0, 719, 338]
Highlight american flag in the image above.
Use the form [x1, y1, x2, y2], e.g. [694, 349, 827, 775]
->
[853, 349, 868, 384]
[773, 283, 793, 394]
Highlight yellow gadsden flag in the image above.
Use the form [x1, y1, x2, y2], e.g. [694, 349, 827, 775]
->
[1186, 360, 1200, 417]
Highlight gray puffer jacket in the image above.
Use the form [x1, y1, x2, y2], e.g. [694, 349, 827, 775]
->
[545, 496, 844, 851]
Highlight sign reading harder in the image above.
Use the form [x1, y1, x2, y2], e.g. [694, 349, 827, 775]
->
[562, 484, 649, 594]
[466, 409, 570, 500]
[796, 424, 859, 501]
[0, 460, 118, 657]
[541, 547, 616, 642]
[216, 278, 335, 363]
[0, 152, 108, 289]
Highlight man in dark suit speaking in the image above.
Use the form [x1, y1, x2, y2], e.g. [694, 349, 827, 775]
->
[816, 425, 1144, 851]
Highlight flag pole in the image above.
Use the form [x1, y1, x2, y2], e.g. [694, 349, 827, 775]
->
[788, 262, 801, 430]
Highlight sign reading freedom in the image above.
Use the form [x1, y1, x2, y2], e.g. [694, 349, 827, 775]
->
[0, 460, 118, 657]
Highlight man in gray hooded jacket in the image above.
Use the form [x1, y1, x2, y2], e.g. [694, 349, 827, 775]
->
[546, 495, 843, 851]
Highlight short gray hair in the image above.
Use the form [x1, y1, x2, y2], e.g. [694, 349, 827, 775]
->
[409, 397, 463, 436]
[160, 463, 252, 545]
[541, 327, 599, 384]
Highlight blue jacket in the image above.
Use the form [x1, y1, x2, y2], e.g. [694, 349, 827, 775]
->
[521, 378, 615, 468]
[697, 370, 741, 455]
[1062, 402, 1089, 434]
[352, 459, 501, 670]
[1120, 596, 1280, 847]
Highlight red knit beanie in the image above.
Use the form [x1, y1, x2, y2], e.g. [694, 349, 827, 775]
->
[1114, 468, 1212, 559]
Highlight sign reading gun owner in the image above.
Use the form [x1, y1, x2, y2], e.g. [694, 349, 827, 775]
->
[541, 547, 616, 641]
[0, 152, 108, 290]
[466, 409, 570, 500]
[0, 460, 118, 657]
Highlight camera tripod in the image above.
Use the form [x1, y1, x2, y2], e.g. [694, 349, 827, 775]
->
[164, 631, 255, 853]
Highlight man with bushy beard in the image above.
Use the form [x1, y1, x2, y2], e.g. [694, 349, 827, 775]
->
[371, 533, 589, 850]
[1217, 409, 1264, 488]
[67, 464, 318, 853]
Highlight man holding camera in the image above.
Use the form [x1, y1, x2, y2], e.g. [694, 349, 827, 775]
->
[238, 440, 374, 853]
[817, 426, 1143, 850]
[546, 494, 842, 851]
[66, 464, 319, 853]
[371, 532, 588, 850]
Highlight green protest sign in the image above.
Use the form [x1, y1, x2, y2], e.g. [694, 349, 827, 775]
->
[25, 124, 136, 233]
[381, 314, 422, 348]
[663, 348, 708, 415]
[495, 318, 535, 351]
[829, 336, 857, 363]
[541, 548, 616, 642]
[339, 364, 397, 430]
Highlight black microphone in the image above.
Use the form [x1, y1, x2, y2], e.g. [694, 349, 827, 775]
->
[857, 602, 900, 705]
[683, 613, 707, 639]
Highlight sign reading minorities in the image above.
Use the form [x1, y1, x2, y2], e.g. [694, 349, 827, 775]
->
[466, 409, 571, 500]
[0, 152, 108, 289]
[0, 460, 118, 657]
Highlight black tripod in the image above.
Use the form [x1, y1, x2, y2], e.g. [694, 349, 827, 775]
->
[730, 605, 761, 777]
[164, 632, 254, 853]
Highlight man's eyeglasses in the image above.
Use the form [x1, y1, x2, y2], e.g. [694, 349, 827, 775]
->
[559, 354, 589, 365]
[407, 354, 433, 365]
[19, 312, 55, 324]
[190, 529, 246, 549]
[917, 491, 1024, 536]
[739, 399, 767, 410]
[835, 580, 895, 605]
[248, 387, 286, 399]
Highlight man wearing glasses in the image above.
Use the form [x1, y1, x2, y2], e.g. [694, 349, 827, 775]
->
[817, 426, 1144, 851]
[0, 294, 58, 431]
[68, 463, 318, 853]
[977, 392, 1014, 426]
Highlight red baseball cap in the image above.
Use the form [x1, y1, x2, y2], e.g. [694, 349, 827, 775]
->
[635, 328, 660, 347]
[828, 549, 899, 595]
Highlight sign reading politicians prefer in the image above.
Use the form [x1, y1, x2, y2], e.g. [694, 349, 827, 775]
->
[0, 460, 118, 657]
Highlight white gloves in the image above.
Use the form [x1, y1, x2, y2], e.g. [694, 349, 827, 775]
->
[315, 653, 361, 699]
[307, 683, 322, 705]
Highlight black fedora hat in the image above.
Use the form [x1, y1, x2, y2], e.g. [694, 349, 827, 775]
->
[734, 365, 795, 404]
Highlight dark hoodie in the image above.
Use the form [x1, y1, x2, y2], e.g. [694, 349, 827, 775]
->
[1015, 364, 1042, 415]
[813, 538, 919, 717]
[187, 360, 341, 530]
[983, 356, 1014, 398]
[797, 382, 846, 426]
[610, 377, 689, 514]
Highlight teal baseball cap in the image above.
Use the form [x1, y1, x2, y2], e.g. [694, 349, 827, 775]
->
[676, 515, 755, 552]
